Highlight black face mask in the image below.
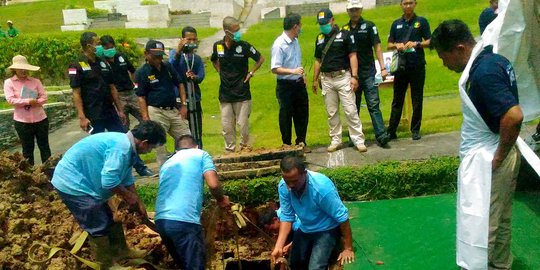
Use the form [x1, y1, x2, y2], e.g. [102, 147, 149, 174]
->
[182, 43, 198, 53]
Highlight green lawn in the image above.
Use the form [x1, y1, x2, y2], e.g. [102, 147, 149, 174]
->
[0, 0, 218, 38]
[171, 0, 484, 156]
[2, 0, 486, 158]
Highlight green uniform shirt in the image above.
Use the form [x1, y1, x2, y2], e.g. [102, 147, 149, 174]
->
[7, 27, 19, 37]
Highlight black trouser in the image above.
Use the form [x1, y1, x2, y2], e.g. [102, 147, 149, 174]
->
[188, 101, 203, 149]
[387, 66, 426, 135]
[14, 118, 51, 165]
[276, 79, 309, 145]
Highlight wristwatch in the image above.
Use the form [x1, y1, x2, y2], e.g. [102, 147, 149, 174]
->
[249, 71, 254, 76]
[416, 41, 422, 48]
[351, 75, 359, 80]
[182, 101, 188, 106]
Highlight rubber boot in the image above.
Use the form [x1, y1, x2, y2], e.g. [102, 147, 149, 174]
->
[88, 235, 114, 269]
[108, 222, 147, 259]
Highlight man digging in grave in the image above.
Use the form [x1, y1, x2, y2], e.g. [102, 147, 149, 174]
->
[51, 120, 166, 268]
[271, 156, 355, 269]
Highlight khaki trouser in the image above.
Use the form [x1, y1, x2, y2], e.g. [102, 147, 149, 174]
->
[320, 72, 365, 146]
[220, 100, 251, 152]
[118, 90, 143, 129]
[148, 106, 190, 164]
[488, 146, 520, 270]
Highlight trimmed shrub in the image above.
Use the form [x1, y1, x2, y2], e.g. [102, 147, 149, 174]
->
[137, 157, 461, 209]
[0, 35, 143, 85]
[140, 0, 159, 5]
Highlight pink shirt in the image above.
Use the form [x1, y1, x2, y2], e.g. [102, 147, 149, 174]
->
[3, 75, 47, 123]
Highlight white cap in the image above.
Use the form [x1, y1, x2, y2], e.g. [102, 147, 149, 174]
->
[347, 0, 363, 9]
[7, 20, 13, 24]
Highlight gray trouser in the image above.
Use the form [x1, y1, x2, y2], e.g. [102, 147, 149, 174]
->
[118, 90, 143, 129]
[220, 100, 251, 151]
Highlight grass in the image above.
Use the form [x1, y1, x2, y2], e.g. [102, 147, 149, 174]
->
[0, 0, 218, 38]
[2, 0, 486, 158]
[156, 0, 485, 156]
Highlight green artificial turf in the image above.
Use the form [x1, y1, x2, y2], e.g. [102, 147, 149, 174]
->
[345, 193, 540, 270]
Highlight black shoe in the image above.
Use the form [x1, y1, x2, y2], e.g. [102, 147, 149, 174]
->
[137, 168, 156, 177]
[387, 132, 398, 140]
[377, 133, 390, 147]
[412, 131, 421, 140]
[532, 132, 540, 142]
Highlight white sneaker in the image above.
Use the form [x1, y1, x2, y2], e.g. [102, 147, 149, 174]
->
[356, 144, 367, 152]
[327, 143, 340, 152]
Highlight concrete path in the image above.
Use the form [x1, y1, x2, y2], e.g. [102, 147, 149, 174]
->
[306, 131, 461, 170]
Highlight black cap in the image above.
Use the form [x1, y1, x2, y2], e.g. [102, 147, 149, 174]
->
[317, 8, 333, 25]
[145, 39, 166, 56]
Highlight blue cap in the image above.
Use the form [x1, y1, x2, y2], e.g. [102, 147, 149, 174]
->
[317, 8, 333, 25]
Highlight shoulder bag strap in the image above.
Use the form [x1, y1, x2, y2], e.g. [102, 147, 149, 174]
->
[320, 31, 339, 68]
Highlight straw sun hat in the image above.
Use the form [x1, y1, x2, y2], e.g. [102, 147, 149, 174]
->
[8, 55, 40, 71]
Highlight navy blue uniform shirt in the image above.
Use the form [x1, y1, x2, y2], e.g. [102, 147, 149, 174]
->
[388, 14, 431, 68]
[478, 7, 497, 34]
[169, 49, 205, 102]
[68, 55, 116, 121]
[467, 46, 519, 134]
[135, 62, 182, 108]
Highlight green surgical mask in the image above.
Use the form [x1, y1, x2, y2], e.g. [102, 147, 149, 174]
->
[227, 30, 242, 42]
[320, 23, 332, 35]
[94, 45, 105, 58]
[103, 48, 116, 58]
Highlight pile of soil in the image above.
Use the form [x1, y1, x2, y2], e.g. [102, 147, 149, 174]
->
[0, 152, 275, 269]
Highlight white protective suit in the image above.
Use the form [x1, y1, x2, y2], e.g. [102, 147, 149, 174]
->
[456, 0, 540, 269]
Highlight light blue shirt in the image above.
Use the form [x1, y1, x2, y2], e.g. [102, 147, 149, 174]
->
[51, 132, 136, 202]
[278, 170, 348, 233]
[277, 208, 301, 231]
[154, 148, 216, 225]
[271, 31, 302, 80]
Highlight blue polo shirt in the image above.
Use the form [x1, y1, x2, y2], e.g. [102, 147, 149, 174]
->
[169, 49, 205, 102]
[154, 148, 216, 225]
[478, 8, 497, 34]
[135, 62, 182, 108]
[278, 170, 348, 233]
[51, 132, 136, 202]
[467, 46, 519, 134]
[271, 32, 302, 81]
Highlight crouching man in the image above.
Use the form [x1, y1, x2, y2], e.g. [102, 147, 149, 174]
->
[271, 156, 355, 269]
[51, 120, 166, 268]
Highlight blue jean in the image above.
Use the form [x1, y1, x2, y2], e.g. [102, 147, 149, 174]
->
[355, 76, 386, 138]
[155, 219, 205, 270]
[289, 227, 340, 270]
[56, 190, 113, 237]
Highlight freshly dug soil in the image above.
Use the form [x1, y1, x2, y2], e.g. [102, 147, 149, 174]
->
[0, 152, 277, 270]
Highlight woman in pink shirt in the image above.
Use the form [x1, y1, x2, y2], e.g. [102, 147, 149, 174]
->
[4, 55, 51, 165]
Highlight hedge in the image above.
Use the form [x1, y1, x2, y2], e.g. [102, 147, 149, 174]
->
[0, 35, 143, 85]
[137, 156, 461, 209]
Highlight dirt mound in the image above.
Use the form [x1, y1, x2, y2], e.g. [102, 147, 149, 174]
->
[0, 151, 276, 269]
[0, 152, 172, 269]
[0, 152, 84, 269]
